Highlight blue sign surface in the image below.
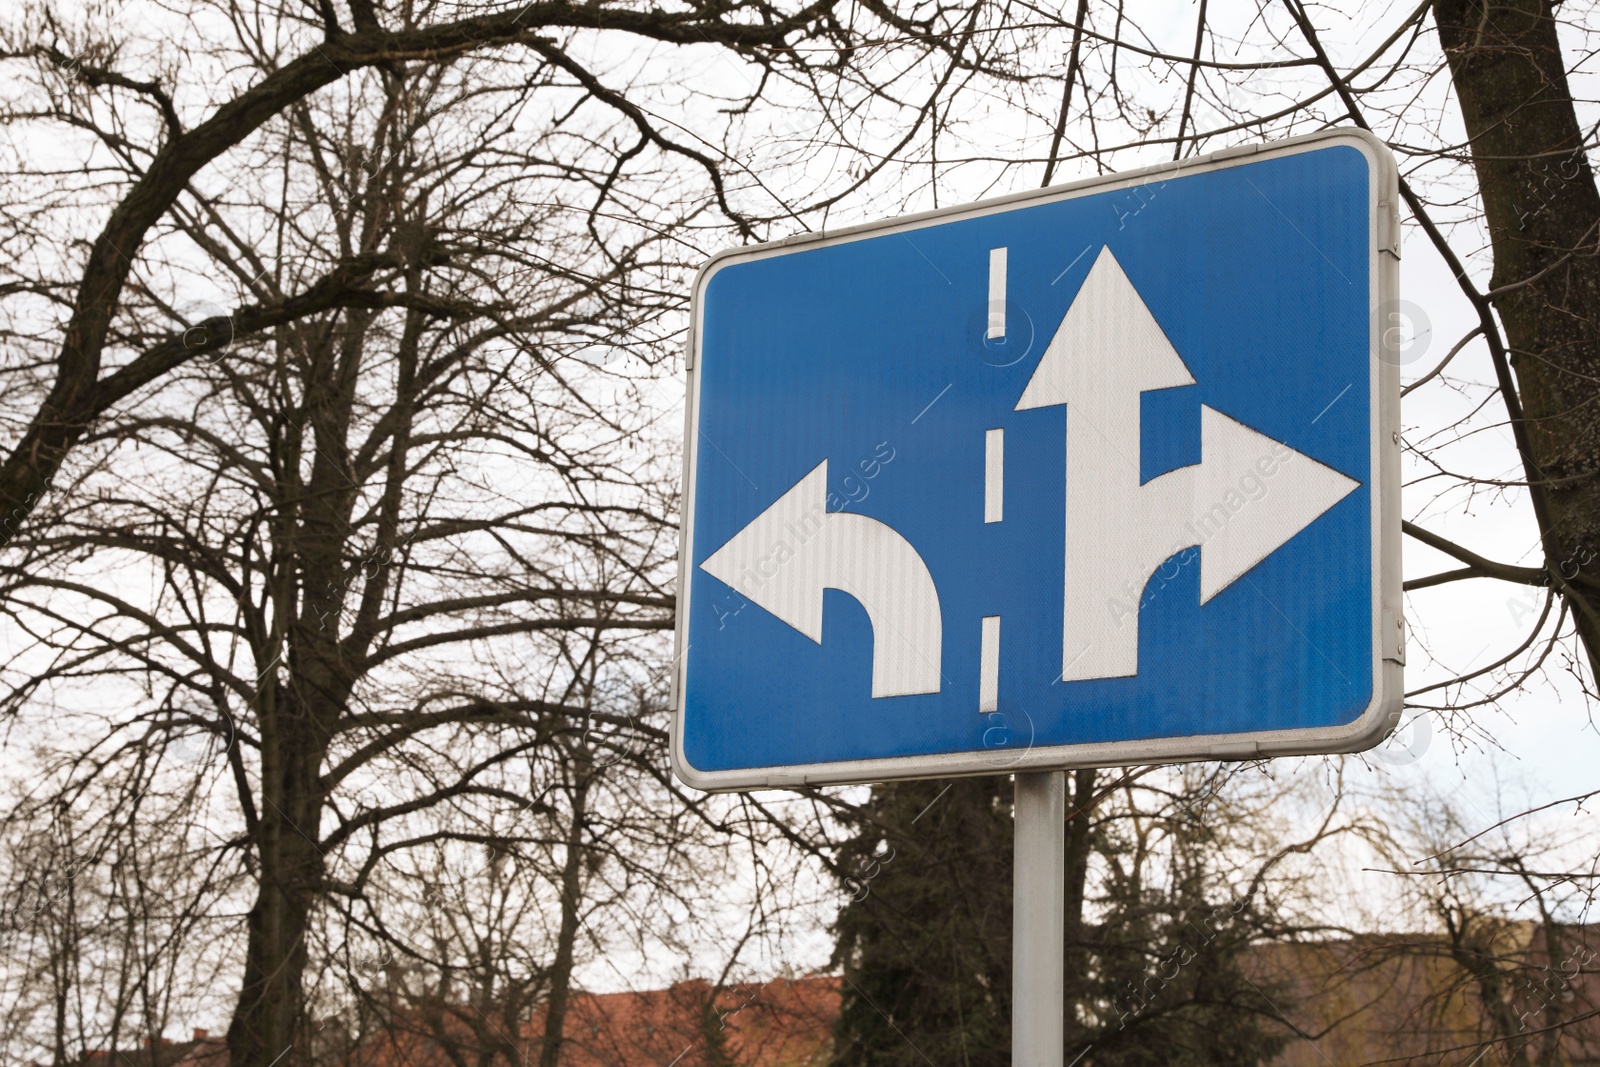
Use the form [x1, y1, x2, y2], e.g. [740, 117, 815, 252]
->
[674, 132, 1402, 789]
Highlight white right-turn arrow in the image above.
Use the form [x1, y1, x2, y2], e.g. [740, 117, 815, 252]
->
[1193, 406, 1359, 603]
[1016, 246, 1358, 682]
[700, 461, 943, 698]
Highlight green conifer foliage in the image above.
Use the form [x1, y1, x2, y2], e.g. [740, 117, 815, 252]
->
[829, 777, 1014, 1067]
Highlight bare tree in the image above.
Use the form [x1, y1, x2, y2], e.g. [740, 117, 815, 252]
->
[0, 756, 242, 1064]
[8, 1, 1600, 1065]
[1364, 785, 1600, 1066]
[0, 0, 1024, 1064]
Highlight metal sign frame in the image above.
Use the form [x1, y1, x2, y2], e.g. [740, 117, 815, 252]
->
[672, 128, 1402, 791]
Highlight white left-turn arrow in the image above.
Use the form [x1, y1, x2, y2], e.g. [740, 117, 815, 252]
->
[700, 461, 943, 698]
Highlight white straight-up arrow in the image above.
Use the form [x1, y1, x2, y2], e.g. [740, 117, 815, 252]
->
[1017, 246, 1358, 682]
[700, 461, 943, 697]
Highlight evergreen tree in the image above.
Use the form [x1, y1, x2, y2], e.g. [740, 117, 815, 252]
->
[829, 777, 1014, 1067]
[1079, 847, 1289, 1065]
[829, 772, 1292, 1066]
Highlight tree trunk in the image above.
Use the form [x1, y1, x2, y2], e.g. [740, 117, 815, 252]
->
[224, 685, 333, 1067]
[225, 312, 366, 1066]
[537, 770, 591, 1067]
[1434, 0, 1600, 679]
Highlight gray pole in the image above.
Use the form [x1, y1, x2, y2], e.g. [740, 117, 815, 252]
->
[1013, 770, 1065, 1067]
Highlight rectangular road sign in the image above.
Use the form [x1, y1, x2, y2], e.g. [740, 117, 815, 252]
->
[673, 130, 1402, 790]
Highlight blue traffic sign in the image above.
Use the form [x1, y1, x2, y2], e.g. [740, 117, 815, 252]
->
[673, 130, 1402, 789]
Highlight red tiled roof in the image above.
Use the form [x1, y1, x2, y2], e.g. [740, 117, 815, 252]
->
[339, 975, 840, 1067]
[560, 977, 839, 1067]
[143, 928, 1600, 1067]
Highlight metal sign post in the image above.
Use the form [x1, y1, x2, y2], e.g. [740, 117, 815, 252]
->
[1014, 771, 1065, 1067]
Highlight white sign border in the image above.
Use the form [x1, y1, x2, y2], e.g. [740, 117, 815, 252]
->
[672, 128, 1403, 791]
